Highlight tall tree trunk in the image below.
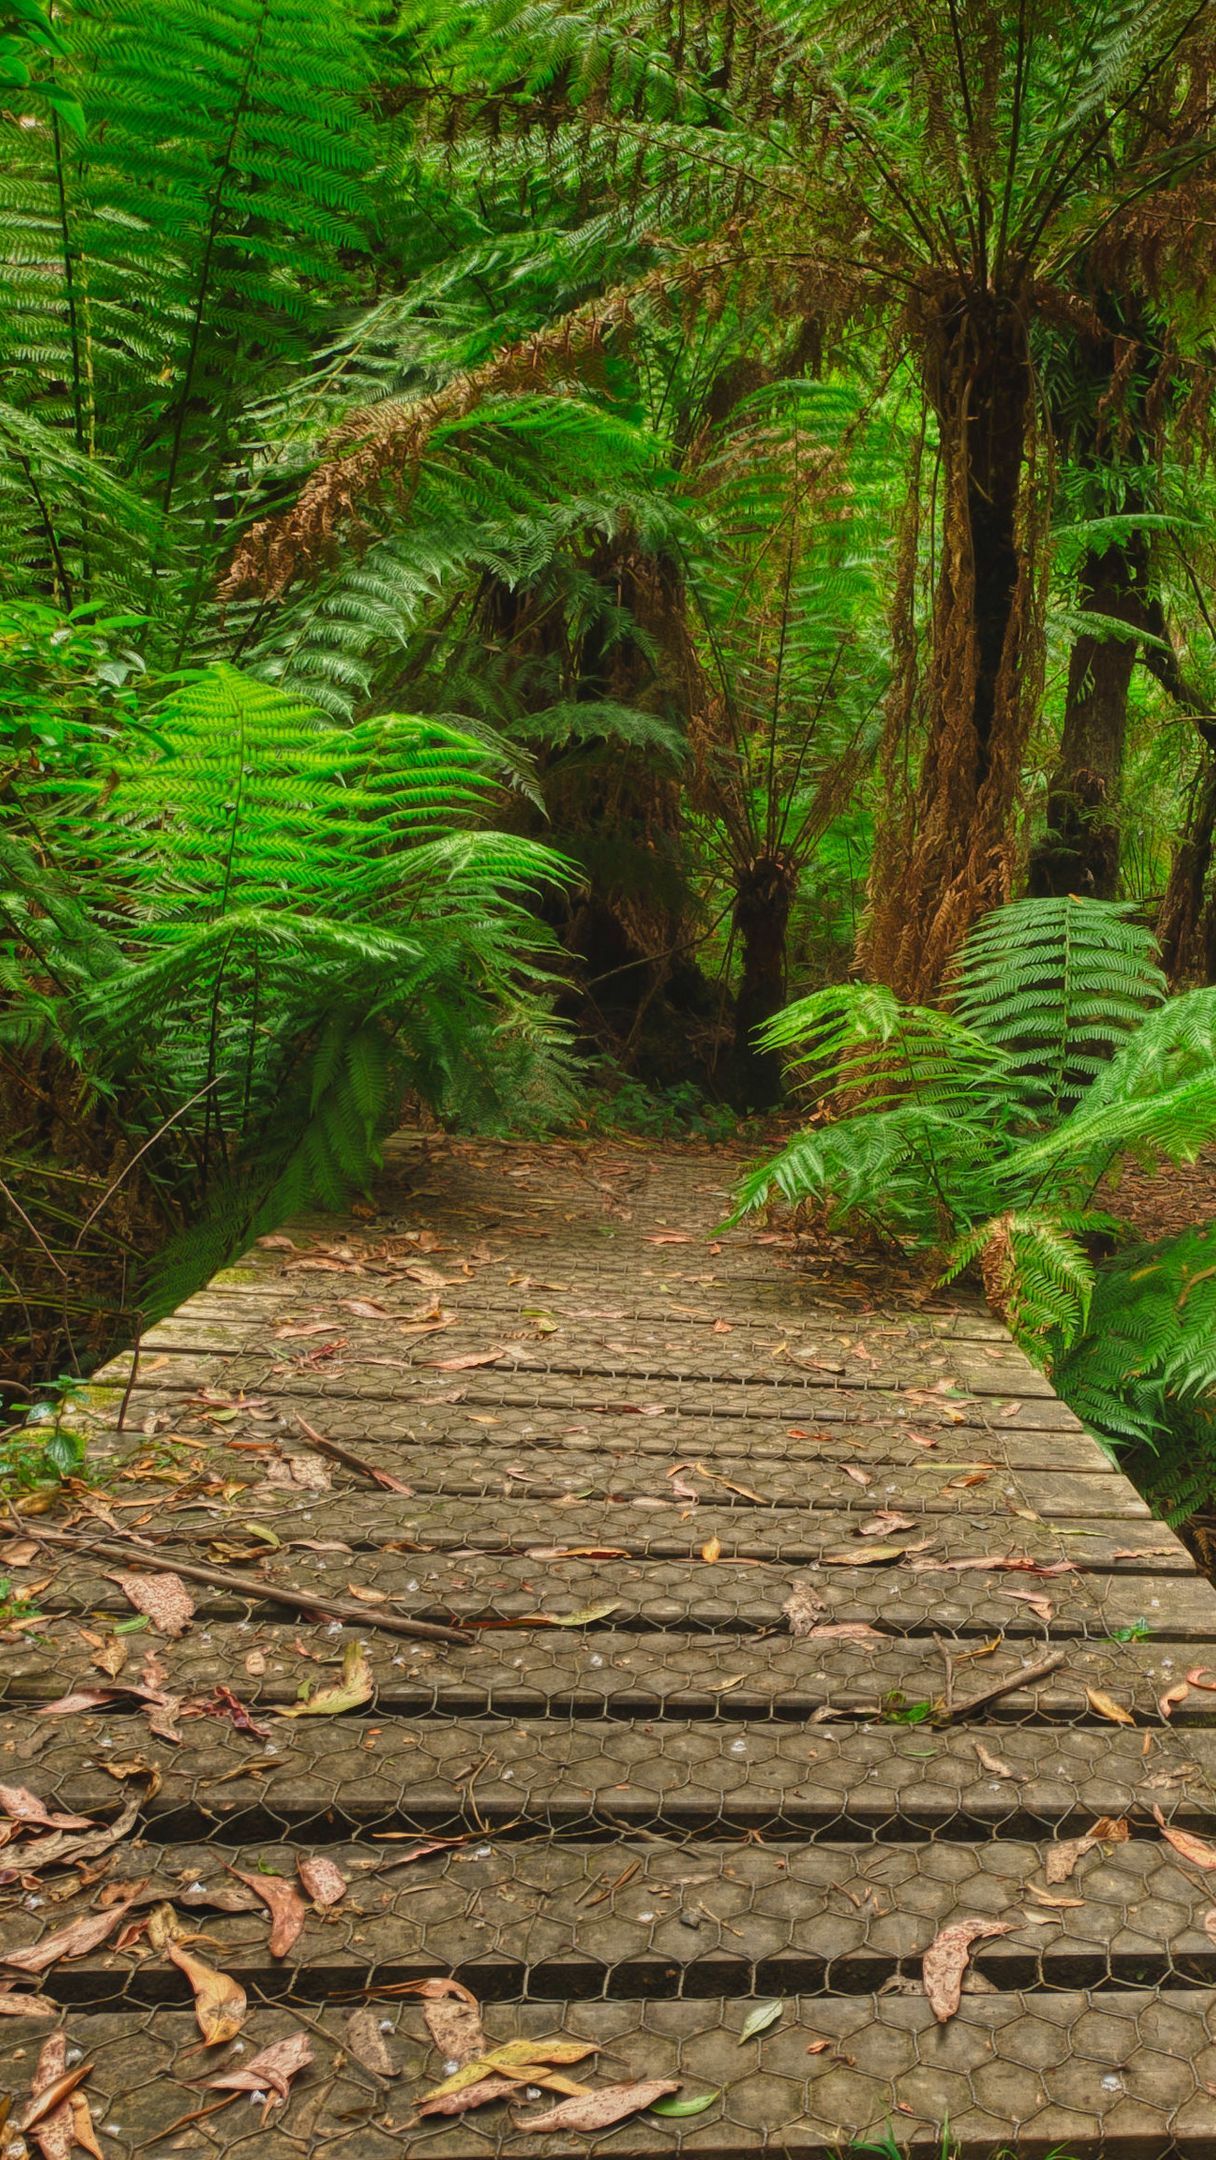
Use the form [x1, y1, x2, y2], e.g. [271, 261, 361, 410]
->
[730, 854, 796, 1109]
[863, 295, 1037, 998]
[1160, 755, 1216, 985]
[1028, 534, 1147, 899]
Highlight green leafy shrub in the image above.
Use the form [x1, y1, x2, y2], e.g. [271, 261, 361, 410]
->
[2, 661, 575, 1317]
[732, 897, 1216, 1470]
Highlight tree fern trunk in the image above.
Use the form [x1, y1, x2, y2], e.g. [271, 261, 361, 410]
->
[1160, 755, 1216, 986]
[862, 295, 1037, 999]
[1028, 535, 1146, 900]
[730, 854, 795, 1109]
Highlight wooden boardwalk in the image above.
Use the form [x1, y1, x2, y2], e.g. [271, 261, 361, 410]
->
[5, 1137, 1216, 2155]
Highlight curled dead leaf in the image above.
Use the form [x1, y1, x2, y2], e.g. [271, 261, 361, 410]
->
[166, 1944, 247, 2045]
[107, 1570, 194, 1638]
[207, 2030, 312, 2117]
[1152, 1805, 1216, 1868]
[1085, 1687, 1135, 1727]
[513, 2080, 680, 2132]
[277, 1639, 373, 1718]
[227, 1868, 307, 1956]
[923, 1917, 1013, 2023]
[783, 1581, 826, 1638]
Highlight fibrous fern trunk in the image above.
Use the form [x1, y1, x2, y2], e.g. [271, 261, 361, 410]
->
[1160, 754, 1216, 986]
[1028, 535, 1147, 901]
[863, 294, 1038, 1000]
[730, 853, 796, 1109]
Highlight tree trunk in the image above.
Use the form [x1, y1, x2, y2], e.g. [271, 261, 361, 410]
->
[1028, 535, 1147, 899]
[730, 854, 796, 1109]
[862, 295, 1036, 998]
[1159, 755, 1216, 985]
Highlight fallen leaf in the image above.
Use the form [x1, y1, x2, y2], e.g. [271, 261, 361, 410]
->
[0, 1788, 94, 1832]
[649, 2090, 718, 2116]
[1159, 1683, 1191, 1719]
[807, 1622, 884, 1645]
[513, 2080, 679, 2131]
[739, 2000, 783, 2041]
[425, 1349, 507, 1370]
[424, 1995, 486, 2066]
[20, 2032, 86, 2160]
[340, 1298, 391, 1319]
[842, 1466, 873, 1489]
[419, 2076, 521, 2117]
[700, 1536, 722, 1564]
[207, 2030, 313, 2115]
[0, 1992, 56, 2016]
[860, 1510, 918, 1535]
[783, 1581, 826, 1637]
[523, 1600, 621, 1628]
[1088, 1816, 1130, 1843]
[91, 1637, 128, 1679]
[277, 1639, 374, 1717]
[227, 1869, 307, 1956]
[1002, 1589, 1054, 1624]
[345, 1584, 388, 1604]
[1025, 1883, 1083, 1909]
[923, 1918, 1013, 2022]
[973, 1741, 1013, 1779]
[1152, 1805, 1216, 1868]
[345, 2004, 400, 2079]
[425, 2037, 597, 2104]
[4, 1888, 140, 1972]
[1186, 1667, 1216, 1690]
[108, 1571, 194, 1637]
[1044, 1837, 1095, 1884]
[297, 1856, 346, 1909]
[1086, 1687, 1135, 1727]
[645, 1232, 692, 1244]
[822, 1542, 911, 1566]
[166, 1944, 247, 2045]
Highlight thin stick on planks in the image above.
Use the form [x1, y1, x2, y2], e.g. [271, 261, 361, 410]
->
[294, 1415, 414, 1496]
[27, 1527, 469, 1646]
[940, 1649, 1065, 1725]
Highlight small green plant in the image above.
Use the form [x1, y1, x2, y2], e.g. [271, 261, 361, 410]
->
[582, 1066, 740, 1141]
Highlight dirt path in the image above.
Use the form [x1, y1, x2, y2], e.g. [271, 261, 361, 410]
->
[3, 1136, 1216, 2155]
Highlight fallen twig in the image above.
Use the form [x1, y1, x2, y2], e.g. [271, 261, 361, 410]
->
[938, 1649, 1065, 1725]
[25, 1527, 469, 1646]
[294, 1416, 414, 1495]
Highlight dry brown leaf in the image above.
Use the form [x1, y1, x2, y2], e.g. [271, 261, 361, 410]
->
[923, 1918, 1013, 2024]
[0, 1991, 56, 2016]
[700, 1536, 721, 1564]
[166, 1944, 247, 2045]
[1001, 1589, 1054, 1624]
[822, 1542, 912, 1566]
[424, 1996, 487, 2066]
[227, 1868, 307, 1955]
[1025, 1883, 1083, 1909]
[862, 1509, 918, 1535]
[419, 2076, 519, 2117]
[806, 1622, 884, 1646]
[1152, 1805, 1216, 1868]
[842, 1465, 872, 1489]
[1088, 1816, 1130, 1843]
[340, 1298, 391, 1319]
[1186, 1667, 1216, 1690]
[1085, 1687, 1135, 1727]
[69, 2087, 105, 2160]
[345, 2004, 400, 2079]
[20, 2033, 83, 2160]
[297, 1856, 346, 1909]
[107, 1570, 194, 1638]
[425, 1349, 506, 1370]
[345, 1584, 388, 1604]
[207, 2030, 313, 2114]
[1159, 1683, 1191, 1719]
[1044, 1837, 1095, 1884]
[513, 2079, 680, 2132]
[0, 1787, 94, 1832]
[783, 1581, 826, 1637]
[973, 1741, 1014, 1779]
[4, 1888, 139, 1973]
